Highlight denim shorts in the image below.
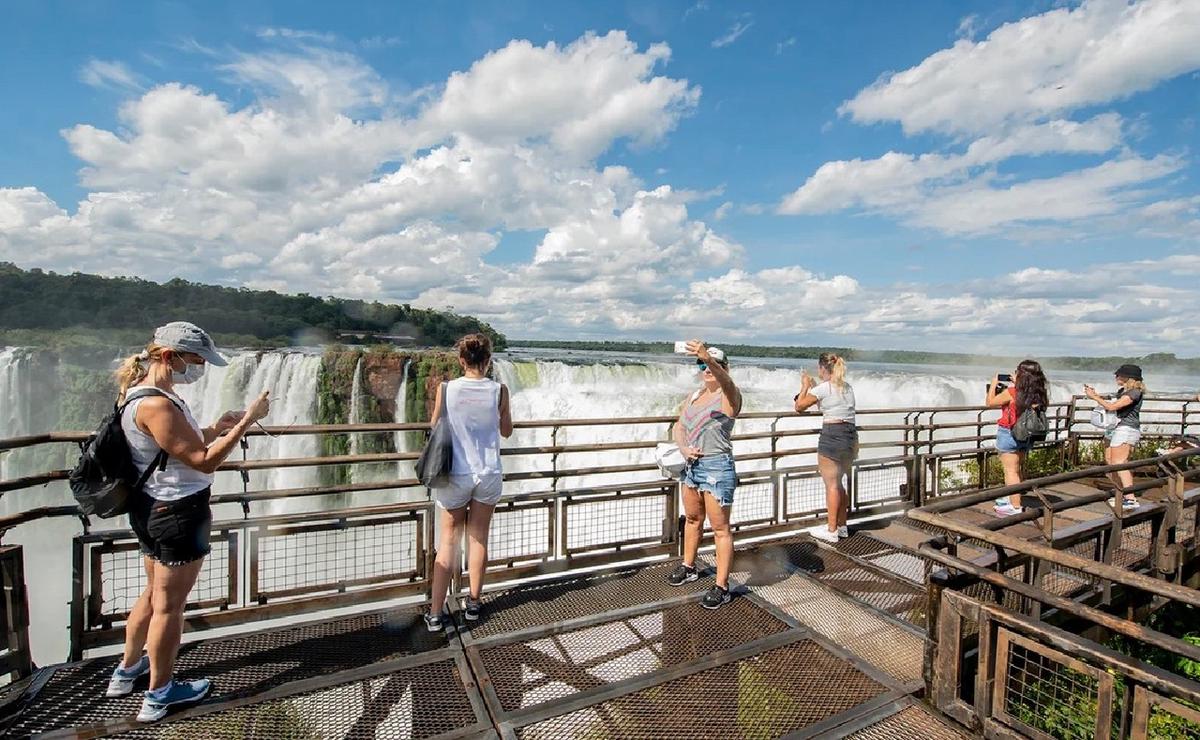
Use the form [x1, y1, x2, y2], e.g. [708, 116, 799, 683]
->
[680, 453, 738, 506]
[1106, 426, 1142, 448]
[995, 426, 1033, 453]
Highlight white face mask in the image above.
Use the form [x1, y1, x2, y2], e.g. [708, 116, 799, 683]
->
[171, 357, 206, 384]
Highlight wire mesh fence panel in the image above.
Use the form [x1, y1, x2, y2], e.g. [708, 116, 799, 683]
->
[1136, 688, 1200, 740]
[487, 501, 553, 565]
[254, 516, 419, 600]
[994, 629, 1114, 740]
[728, 476, 774, 527]
[514, 639, 887, 739]
[1112, 519, 1156, 569]
[784, 472, 825, 519]
[854, 462, 909, 506]
[563, 491, 670, 554]
[1042, 536, 1104, 597]
[94, 535, 233, 620]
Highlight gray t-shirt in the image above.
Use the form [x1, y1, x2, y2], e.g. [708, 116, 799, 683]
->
[1115, 388, 1142, 429]
[811, 381, 856, 424]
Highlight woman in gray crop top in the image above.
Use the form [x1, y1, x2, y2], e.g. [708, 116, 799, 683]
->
[666, 341, 742, 610]
[793, 353, 857, 544]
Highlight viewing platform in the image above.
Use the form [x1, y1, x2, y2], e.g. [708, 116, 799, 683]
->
[0, 395, 1198, 738]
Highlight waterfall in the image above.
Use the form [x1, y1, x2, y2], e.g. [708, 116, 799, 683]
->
[394, 358, 413, 481]
[0, 348, 33, 480]
[347, 357, 365, 482]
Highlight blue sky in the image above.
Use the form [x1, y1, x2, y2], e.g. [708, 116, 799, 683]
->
[1, 0, 1198, 354]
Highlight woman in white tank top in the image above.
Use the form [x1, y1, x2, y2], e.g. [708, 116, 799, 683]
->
[105, 322, 270, 723]
[425, 334, 513, 631]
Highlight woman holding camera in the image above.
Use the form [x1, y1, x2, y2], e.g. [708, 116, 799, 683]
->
[794, 353, 856, 543]
[1085, 364, 1145, 510]
[666, 341, 742, 610]
[987, 360, 1049, 517]
[108, 322, 270, 722]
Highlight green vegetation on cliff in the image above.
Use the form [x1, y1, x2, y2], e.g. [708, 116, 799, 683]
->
[0, 262, 505, 350]
[509, 340, 1200, 374]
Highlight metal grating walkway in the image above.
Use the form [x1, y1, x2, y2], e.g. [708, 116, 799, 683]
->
[2, 522, 968, 739]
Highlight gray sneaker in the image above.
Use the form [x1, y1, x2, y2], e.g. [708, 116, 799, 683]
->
[464, 597, 483, 621]
[667, 563, 699, 587]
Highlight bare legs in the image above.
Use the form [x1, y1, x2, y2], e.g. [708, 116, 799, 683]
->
[465, 501, 496, 600]
[431, 500, 497, 613]
[680, 485, 733, 590]
[999, 451, 1025, 508]
[1105, 443, 1134, 503]
[817, 455, 849, 533]
[117, 556, 205, 690]
[431, 506, 468, 615]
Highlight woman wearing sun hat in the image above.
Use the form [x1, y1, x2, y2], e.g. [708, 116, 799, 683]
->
[666, 341, 742, 610]
[1084, 364, 1146, 511]
[105, 322, 270, 722]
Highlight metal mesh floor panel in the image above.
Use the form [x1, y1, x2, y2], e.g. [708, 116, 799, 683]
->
[836, 533, 931, 584]
[117, 658, 477, 740]
[481, 598, 789, 713]
[845, 704, 972, 739]
[750, 571, 924, 684]
[468, 562, 688, 639]
[7, 607, 446, 735]
[514, 640, 886, 739]
[762, 539, 927, 626]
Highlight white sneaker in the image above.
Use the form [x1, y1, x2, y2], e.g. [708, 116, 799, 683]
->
[837, 526, 849, 539]
[993, 503, 1021, 518]
[105, 654, 150, 697]
[806, 524, 840, 544]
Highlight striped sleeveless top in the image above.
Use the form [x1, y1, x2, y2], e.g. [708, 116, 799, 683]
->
[680, 390, 735, 456]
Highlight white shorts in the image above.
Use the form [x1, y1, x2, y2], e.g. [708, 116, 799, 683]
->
[1107, 426, 1142, 448]
[433, 473, 503, 510]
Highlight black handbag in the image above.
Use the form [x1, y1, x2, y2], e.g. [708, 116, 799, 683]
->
[415, 382, 453, 487]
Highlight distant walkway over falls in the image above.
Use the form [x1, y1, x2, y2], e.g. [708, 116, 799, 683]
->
[0, 396, 1198, 737]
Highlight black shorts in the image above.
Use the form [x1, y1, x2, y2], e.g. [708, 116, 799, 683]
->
[818, 423, 858, 465]
[128, 489, 213, 566]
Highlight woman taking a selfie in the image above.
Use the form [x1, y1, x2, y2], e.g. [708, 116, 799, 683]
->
[666, 341, 742, 610]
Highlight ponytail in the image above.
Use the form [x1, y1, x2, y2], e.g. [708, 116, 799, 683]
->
[115, 344, 166, 403]
[819, 353, 847, 392]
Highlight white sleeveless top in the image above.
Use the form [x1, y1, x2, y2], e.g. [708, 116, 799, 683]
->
[444, 377, 502, 476]
[120, 386, 214, 501]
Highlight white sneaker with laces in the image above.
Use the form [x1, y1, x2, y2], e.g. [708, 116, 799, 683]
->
[106, 655, 150, 698]
[806, 524, 840, 544]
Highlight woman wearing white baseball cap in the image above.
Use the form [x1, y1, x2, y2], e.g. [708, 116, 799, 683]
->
[105, 322, 270, 722]
[666, 341, 742, 610]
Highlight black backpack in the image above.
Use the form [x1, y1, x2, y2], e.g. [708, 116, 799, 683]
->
[69, 388, 180, 518]
[1012, 405, 1049, 443]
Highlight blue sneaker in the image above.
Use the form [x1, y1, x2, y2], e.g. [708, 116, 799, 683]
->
[137, 678, 212, 723]
[106, 655, 150, 697]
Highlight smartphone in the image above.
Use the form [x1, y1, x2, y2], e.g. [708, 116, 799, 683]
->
[997, 373, 1013, 383]
[673, 341, 690, 354]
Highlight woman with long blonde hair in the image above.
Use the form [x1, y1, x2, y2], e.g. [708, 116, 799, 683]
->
[106, 322, 269, 723]
[794, 353, 856, 543]
[1085, 364, 1146, 511]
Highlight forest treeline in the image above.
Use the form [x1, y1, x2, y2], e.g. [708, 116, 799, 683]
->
[0, 263, 505, 350]
[508, 340, 1200, 373]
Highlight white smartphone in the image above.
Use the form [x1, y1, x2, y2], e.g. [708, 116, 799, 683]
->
[673, 340, 690, 354]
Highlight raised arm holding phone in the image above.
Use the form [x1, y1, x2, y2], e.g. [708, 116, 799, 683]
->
[666, 340, 742, 610]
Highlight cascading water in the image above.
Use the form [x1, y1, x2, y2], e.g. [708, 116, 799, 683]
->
[394, 358, 414, 482]
[0, 347, 33, 480]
